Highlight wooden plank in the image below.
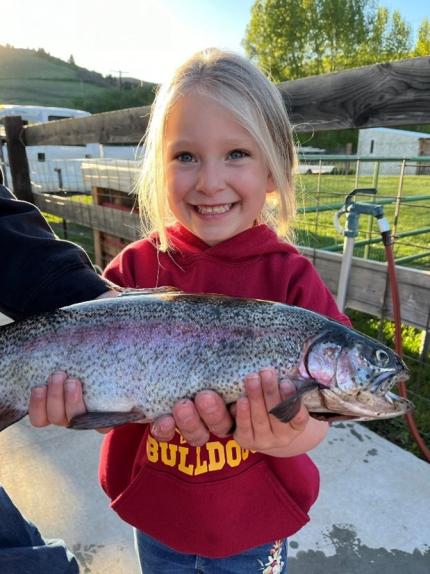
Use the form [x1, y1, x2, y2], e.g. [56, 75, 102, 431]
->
[4, 116, 33, 202]
[33, 193, 141, 242]
[279, 56, 430, 131]
[301, 247, 430, 330]
[24, 107, 151, 146]
[22, 56, 430, 146]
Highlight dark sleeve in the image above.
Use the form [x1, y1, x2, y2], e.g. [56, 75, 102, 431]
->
[0, 486, 79, 574]
[0, 185, 110, 319]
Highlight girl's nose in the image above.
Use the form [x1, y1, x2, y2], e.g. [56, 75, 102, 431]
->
[196, 161, 225, 195]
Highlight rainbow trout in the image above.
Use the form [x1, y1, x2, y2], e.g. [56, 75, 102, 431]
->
[0, 290, 412, 432]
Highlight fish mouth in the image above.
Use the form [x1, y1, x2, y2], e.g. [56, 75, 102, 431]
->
[304, 387, 413, 422]
[370, 368, 409, 394]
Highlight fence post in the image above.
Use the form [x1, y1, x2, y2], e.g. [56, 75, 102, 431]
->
[4, 116, 33, 203]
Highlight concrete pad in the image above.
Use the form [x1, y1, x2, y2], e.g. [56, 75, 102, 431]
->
[0, 417, 429, 573]
[289, 422, 430, 573]
[0, 418, 140, 574]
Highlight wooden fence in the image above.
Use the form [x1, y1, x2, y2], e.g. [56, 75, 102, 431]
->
[3, 55, 430, 333]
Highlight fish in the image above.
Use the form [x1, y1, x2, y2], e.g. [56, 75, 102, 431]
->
[0, 289, 412, 432]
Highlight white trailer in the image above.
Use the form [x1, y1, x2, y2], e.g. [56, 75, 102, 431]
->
[0, 105, 139, 193]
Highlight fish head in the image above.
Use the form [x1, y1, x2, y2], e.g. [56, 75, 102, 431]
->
[305, 324, 409, 393]
[301, 323, 411, 421]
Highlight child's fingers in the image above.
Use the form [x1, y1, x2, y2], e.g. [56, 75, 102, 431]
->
[172, 399, 210, 447]
[64, 378, 87, 422]
[194, 390, 234, 437]
[46, 372, 69, 425]
[233, 396, 254, 446]
[151, 415, 176, 442]
[243, 373, 272, 434]
[287, 403, 310, 432]
[29, 385, 49, 427]
[259, 368, 283, 411]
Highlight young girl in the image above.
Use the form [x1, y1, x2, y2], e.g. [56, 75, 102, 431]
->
[30, 48, 350, 573]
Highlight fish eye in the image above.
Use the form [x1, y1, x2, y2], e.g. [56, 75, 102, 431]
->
[374, 349, 390, 367]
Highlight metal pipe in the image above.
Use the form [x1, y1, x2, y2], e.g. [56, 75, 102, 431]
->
[336, 235, 355, 312]
[298, 194, 430, 215]
[324, 226, 430, 252]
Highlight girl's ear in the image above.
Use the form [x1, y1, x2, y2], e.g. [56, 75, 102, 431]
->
[266, 173, 276, 194]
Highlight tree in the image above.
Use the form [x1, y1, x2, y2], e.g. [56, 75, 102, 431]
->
[362, 6, 389, 64]
[414, 17, 430, 56]
[243, 0, 309, 80]
[316, 0, 369, 71]
[243, 0, 414, 81]
[384, 10, 412, 59]
[68, 54, 76, 66]
[244, 0, 375, 80]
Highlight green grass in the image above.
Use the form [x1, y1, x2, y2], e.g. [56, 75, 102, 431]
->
[0, 78, 109, 107]
[295, 173, 430, 268]
[43, 195, 96, 261]
[0, 45, 112, 107]
[346, 309, 430, 459]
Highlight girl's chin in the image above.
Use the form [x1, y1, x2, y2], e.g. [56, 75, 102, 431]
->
[190, 225, 249, 246]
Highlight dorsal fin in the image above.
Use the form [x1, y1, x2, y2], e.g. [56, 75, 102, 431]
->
[117, 286, 182, 297]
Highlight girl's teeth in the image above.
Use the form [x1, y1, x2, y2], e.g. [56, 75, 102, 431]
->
[196, 204, 232, 215]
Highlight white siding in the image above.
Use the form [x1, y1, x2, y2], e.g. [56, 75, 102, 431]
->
[357, 128, 430, 175]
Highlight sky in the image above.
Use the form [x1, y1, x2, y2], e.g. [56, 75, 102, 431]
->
[2, 0, 429, 84]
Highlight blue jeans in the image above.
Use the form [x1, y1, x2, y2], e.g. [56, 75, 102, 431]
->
[0, 486, 79, 574]
[134, 529, 288, 573]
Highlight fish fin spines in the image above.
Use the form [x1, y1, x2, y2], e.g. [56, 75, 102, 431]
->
[270, 378, 320, 423]
[117, 286, 182, 297]
[68, 410, 147, 430]
[270, 396, 302, 423]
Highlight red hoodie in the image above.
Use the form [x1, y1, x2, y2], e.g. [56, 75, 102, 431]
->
[100, 223, 350, 557]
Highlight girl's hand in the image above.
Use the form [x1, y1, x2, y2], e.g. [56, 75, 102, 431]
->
[29, 371, 87, 428]
[151, 391, 234, 447]
[233, 369, 314, 456]
[30, 371, 234, 444]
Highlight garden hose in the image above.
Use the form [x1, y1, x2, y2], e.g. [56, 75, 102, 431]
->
[378, 217, 430, 462]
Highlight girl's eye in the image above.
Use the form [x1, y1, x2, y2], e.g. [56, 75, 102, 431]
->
[228, 149, 248, 160]
[176, 152, 195, 163]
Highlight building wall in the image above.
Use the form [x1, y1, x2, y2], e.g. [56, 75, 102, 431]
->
[357, 128, 427, 175]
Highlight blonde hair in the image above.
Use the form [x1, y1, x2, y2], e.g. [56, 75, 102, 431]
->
[138, 48, 297, 251]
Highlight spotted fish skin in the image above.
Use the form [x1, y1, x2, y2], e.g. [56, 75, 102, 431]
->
[0, 291, 411, 431]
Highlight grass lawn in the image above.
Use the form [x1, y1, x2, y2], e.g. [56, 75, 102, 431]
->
[295, 174, 430, 268]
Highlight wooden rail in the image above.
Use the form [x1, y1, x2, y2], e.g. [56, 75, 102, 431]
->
[301, 247, 430, 332]
[33, 192, 141, 241]
[19, 55, 430, 146]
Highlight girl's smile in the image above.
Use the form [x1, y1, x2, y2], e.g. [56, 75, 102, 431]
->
[164, 92, 275, 246]
[194, 203, 235, 214]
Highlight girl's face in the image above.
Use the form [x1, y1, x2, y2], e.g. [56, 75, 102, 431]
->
[164, 92, 275, 246]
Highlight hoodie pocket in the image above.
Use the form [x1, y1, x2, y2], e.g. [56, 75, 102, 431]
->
[110, 457, 311, 558]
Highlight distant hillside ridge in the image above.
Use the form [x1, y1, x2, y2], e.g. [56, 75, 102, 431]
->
[0, 44, 156, 112]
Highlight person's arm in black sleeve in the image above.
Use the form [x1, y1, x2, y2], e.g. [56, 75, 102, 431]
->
[0, 185, 112, 320]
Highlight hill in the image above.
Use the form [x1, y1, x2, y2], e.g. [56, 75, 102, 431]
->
[0, 45, 156, 112]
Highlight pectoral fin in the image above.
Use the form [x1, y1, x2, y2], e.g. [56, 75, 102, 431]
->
[68, 410, 147, 430]
[270, 379, 320, 423]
